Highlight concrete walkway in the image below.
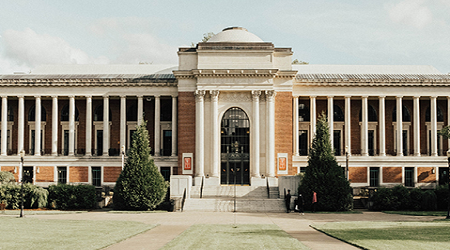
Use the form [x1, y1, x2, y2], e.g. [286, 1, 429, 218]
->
[28, 210, 441, 250]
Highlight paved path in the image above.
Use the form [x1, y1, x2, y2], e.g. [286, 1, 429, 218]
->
[27, 210, 441, 250]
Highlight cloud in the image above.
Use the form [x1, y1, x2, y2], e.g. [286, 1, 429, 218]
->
[386, 0, 433, 29]
[1, 28, 109, 69]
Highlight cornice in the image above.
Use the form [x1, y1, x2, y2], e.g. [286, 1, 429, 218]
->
[0, 78, 177, 87]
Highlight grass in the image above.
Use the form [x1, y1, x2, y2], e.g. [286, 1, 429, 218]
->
[161, 224, 309, 250]
[305, 210, 363, 214]
[1, 210, 88, 215]
[383, 211, 448, 216]
[0, 217, 156, 250]
[313, 221, 450, 250]
[108, 210, 167, 214]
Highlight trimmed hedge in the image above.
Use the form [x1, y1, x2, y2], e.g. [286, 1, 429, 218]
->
[48, 184, 97, 210]
[371, 185, 441, 211]
[0, 183, 48, 209]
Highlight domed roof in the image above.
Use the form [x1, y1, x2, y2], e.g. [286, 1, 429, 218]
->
[207, 27, 264, 43]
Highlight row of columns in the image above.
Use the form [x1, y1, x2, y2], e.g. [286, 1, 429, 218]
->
[194, 90, 276, 179]
[293, 96, 442, 157]
[0, 95, 178, 157]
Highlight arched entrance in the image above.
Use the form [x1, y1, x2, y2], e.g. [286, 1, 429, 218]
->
[220, 107, 250, 185]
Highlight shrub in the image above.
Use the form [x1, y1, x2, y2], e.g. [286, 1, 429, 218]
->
[114, 121, 168, 210]
[48, 184, 96, 210]
[371, 188, 395, 211]
[0, 171, 15, 184]
[0, 183, 48, 209]
[391, 185, 410, 210]
[408, 188, 423, 211]
[435, 184, 449, 210]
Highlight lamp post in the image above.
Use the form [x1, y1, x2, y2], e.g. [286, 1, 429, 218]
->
[121, 145, 125, 170]
[19, 150, 24, 218]
[345, 146, 349, 181]
[447, 151, 450, 219]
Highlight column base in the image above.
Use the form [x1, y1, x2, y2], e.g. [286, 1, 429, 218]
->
[267, 177, 278, 187]
[251, 177, 266, 187]
[204, 176, 220, 186]
[194, 176, 204, 186]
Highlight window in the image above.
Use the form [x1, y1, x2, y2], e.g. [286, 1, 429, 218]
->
[299, 130, 308, 156]
[392, 105, 411, 122]
[359, 105, 378, 122]
[298, 104, 310, 122]
[28, 105, 47, 121]
[163, 130, 172, 156]
[333, 130, 341, 156]
[368, 130, 375, 156]
[370, 167, 379, 187]
[405, 167, 414, 187]
[333, 105, 344, 122]
[58, 167, 67, 184]
[127, 104, 138, 121]
[61, 104, 80, 121]
[160, 167, 171, 182]
[92, 167, 101, 186]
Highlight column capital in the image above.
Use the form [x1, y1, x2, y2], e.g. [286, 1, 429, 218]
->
[293, 95, 299, 98]
[265, 90, 276, 101]
[171, 94, 178, 98]
[102, 95, 109, 99]
[119, 95, 126, 99]
[327, 95, 334, 99]
[361, 95, 368, 99]
[154, 94, 161, 98]
[51, 95, 58, 99]
[345, 95, 352, 99]
[210, 90, 220, 101]
[413, 96, 421, 99]
[18, 95, 24, 99]
[251, 90, 261, 101]
[85, 95, 92, 99]
[378, 95, 386, 99]
[396, 95, 403, 99]
[34, 95, 41, 99]
[68, 95, 75, 99]
[431, 96, 437, 99]
[1, 96, 7, 99]
[137, 95, 143, 98]
[195, 90, 206, 102]
[310, 95, 317, 99]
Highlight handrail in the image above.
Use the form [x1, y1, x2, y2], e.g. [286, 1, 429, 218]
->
[181, 188, 186, 212]
[266, 177, 270, 198]
[200, 176, 204, 199]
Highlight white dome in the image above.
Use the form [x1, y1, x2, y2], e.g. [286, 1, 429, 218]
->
[207, 27, 264, 43]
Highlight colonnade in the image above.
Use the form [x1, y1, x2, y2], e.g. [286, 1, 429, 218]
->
[292, 95, 444, 157]
[0, 95, 178, 157]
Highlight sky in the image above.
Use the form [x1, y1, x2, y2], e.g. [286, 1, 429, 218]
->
[1, 0, 450, 74]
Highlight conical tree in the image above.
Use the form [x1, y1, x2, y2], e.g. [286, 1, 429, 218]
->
[113, 121, 168, 210]
[298, 112, 353, 211]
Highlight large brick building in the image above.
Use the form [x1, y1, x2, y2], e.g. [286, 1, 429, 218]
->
[0, 27, 449, 190]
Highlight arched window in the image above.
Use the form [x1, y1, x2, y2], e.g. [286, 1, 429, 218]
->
[299, 104, 310, 122]
[425, 106, 444, 122]
[0, 104, 14, 121]
[127, 104, 137, 121]
[359, 105, 378, 122]
[392, 105, 411, 122]
[28, 105, 46, 121]
[61, 104, 79, 121]
[94, 105, 112, 121]
[334, 105, 344, 122]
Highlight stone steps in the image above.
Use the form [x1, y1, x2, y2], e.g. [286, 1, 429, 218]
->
[191, 186, 274, 198]
[183, 198, 286, 212]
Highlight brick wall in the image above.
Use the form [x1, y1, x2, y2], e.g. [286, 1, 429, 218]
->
[69, 166, 89, 183]
[349, 167, 367, 183]
[177, 92, 195, 175]
[104, 167, 122, 182]
[383, 167, 402, 183]
[418, 167, 436, 183]
[35, 166, 54, 182]
[275, 92, 293, 175]
[0, 166, 18, 182]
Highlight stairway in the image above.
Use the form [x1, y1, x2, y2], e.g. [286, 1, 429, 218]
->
[183, 186, 286, 212]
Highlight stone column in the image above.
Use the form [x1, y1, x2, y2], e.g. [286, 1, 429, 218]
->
[69, 96, 75, 156]
[266, 90, 276, 177]
[51, 96, 58, 156]
[171, 95, 177, 157]
[379, 96, 386, 156]
[361, 96, 369, 156]
[120, 95, 126, 153]
[310, 96, 317, 144]
[35, 96, 41, 156]
[328, 96, 334, 150]
[431, 96, 438, 156]
[293, 96, 299, 156]
[103, 95, 109, 156]
[396, 96, 403, 156]
[154, 95, 161, 156]
[17, 96, 24, 155]
[345, 96, 351, 155]
[448, 97, 450, 152]
[137, 95, 143, 125]
[413, 96, 421, 156]
[210, 91, 220, 178]
[1, 96, 7, 156]
[252, 90, 261, 178]
[85, 96, 92, 156]
[195, 90, 206, 180]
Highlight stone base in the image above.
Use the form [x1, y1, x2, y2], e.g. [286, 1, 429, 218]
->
[251, 177, 266, 187]
[194, 176, 204, 186]
[267, 177, 278, 187]
[204, 176, 220, 186]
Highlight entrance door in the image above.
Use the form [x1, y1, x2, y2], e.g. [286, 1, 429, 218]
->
[22, 167, 33, 183]
[97, 130, 103, 156]
[439, 167, 448, 186]
[220, 108, 250, 185]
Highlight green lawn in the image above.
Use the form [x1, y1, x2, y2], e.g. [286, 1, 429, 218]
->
[0, 217, 155, 250]
[313, 221, 450, 250]
[383, 211, 448, 216]
[161, 224, 309, 250]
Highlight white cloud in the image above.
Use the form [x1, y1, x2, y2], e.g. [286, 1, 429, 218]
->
[386, 0, 433, 29]
[1, 28, 109, 69]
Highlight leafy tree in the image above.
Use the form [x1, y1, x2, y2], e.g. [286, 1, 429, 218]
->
[113, 121, 168, 210]
[292, 59, 309, 65]
[298, 112, 353, 211]
[0, 171, 15, 184]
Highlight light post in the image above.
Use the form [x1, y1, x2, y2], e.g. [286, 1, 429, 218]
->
[345, 146, 349, 181]
[447, 151, 450, 219]
[19, 150, 24, 218]
[121, 145, 125, 170]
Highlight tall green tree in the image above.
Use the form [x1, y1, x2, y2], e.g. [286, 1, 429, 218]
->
[298, 112, 353, 211]
[113, 121, 167, 210]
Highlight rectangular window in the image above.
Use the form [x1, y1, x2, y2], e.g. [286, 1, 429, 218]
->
[333, 130, 341, 156]
[370, 167, 379, 187]
[439, 167, 448, 186]
[92, 167, 101, 187]
[63, 130, 69, 156]
[58, 167, 67, 184]
[97, 130, 103, 156]
[299, 130, 308, 156]
[405, 167, 414, 187]
[402, 130, 408, 156]
[163, 130, 172, 156]
[160, 167, 171, 182]
[368, 130, 375, 156]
